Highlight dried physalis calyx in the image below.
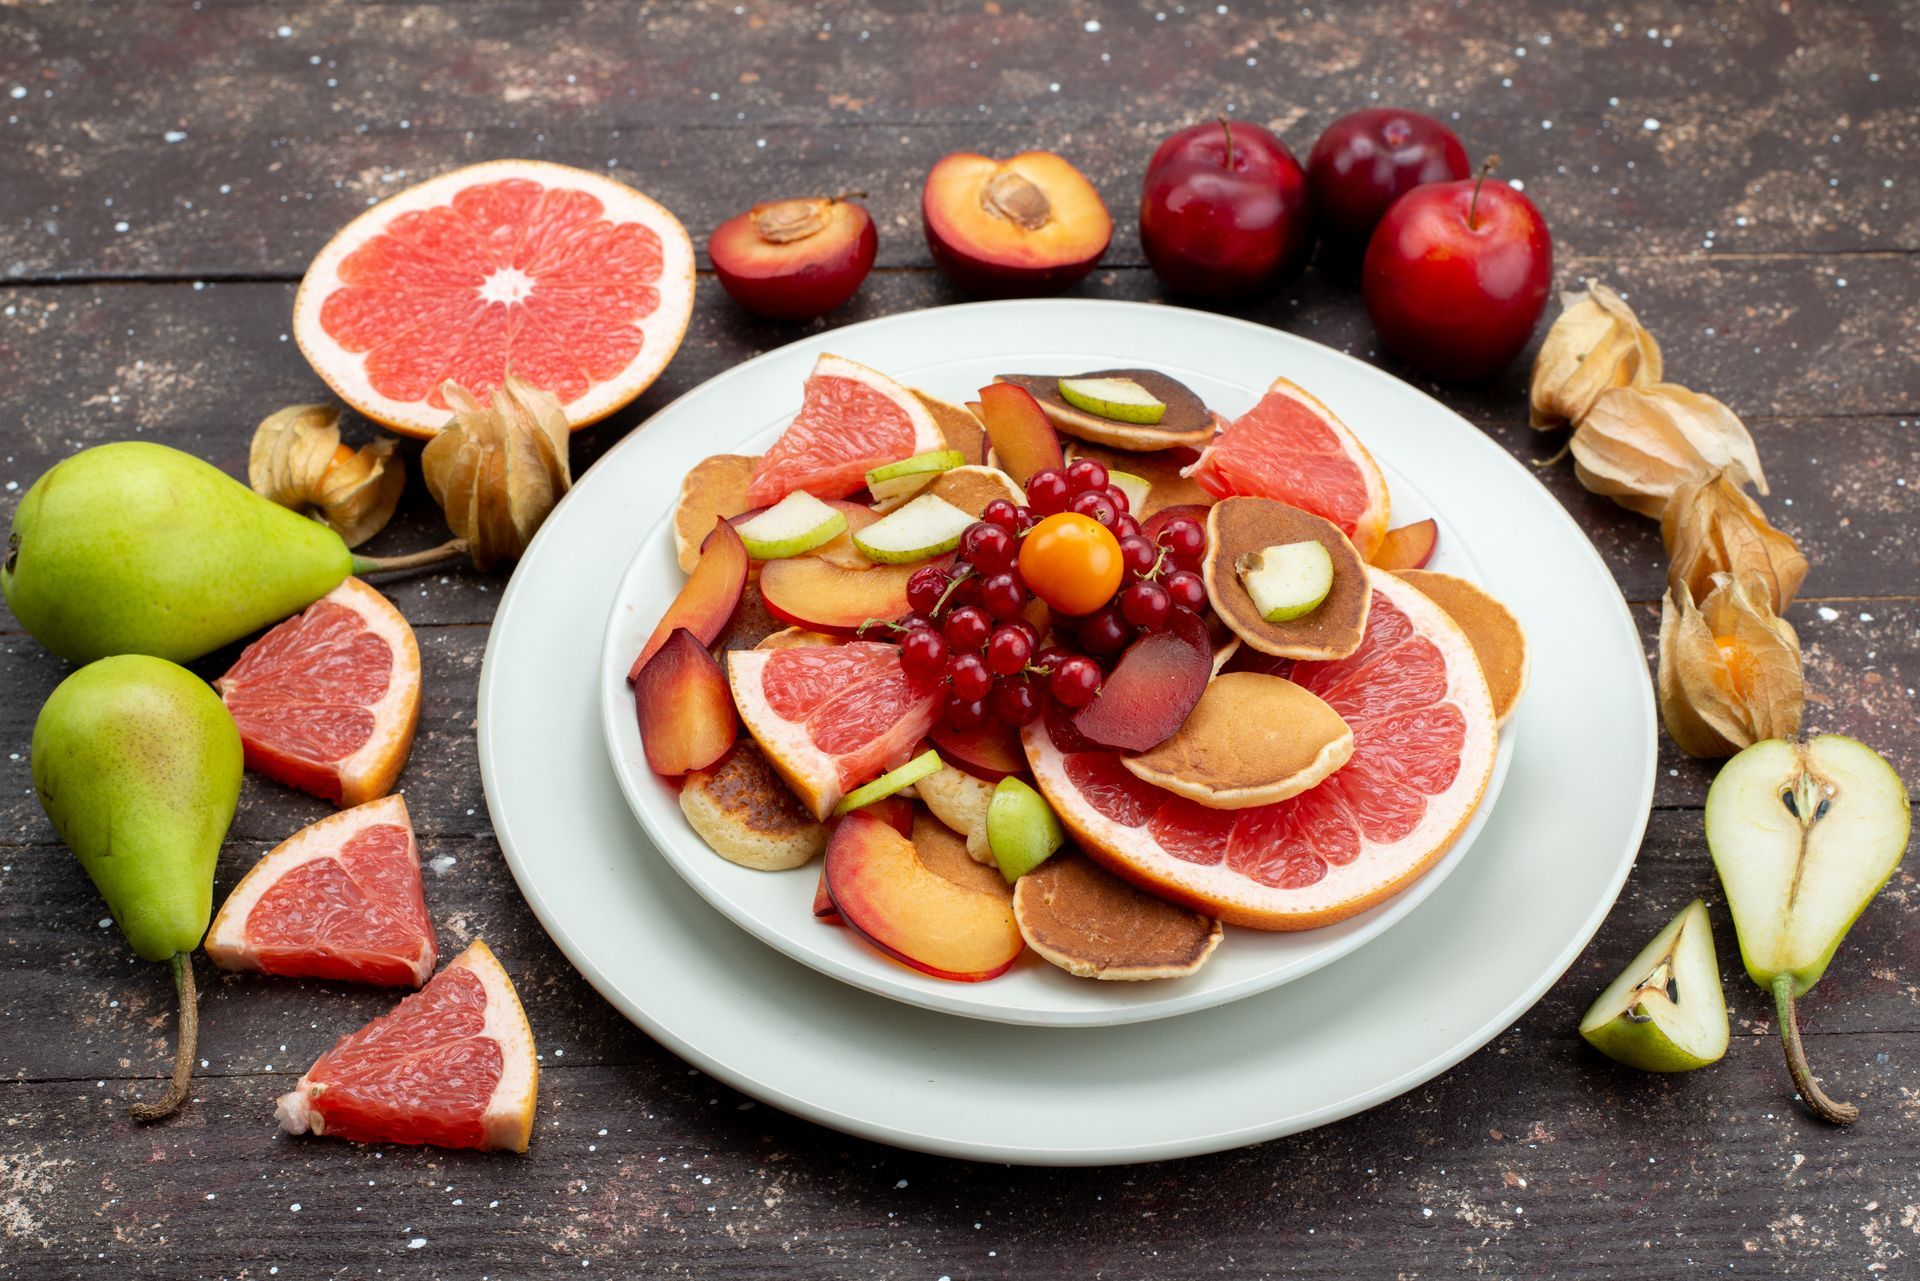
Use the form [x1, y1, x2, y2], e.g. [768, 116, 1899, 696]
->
[421, 376, 572, 571]
[1657, 572, 1803, 759]
[249, 404, 405, 548]
[1528, 281, 1663, 429]
[1570, 382, 1768, 518]
[1662, 469, 1809, 614]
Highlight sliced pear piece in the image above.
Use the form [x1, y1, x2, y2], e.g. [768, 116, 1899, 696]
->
[851, 493, 975, 564]
[1106, 469, 1152, 515]
[1057, 376, 1167, 425]
[832, 749, 944, 816]
[1580, 899, 1729, 1072]
[733, 491, 849, 560]
[1237, 540, 1335, 623]
[1706, 734, 1910, 1123]
[866, 449, 967, 509]
[986, 776, 1065, 883]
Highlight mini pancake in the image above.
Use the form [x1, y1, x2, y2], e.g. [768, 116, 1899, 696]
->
[912, 810, 1012, 900]
[924, 463, 1026, 518]
[712, 584, 785, 653]
[1122, 672, 1354, 809]
[1012, 852, 1223, 980]
[910, 388, 988, 466]
[753, 626, 840, 651]
[680, 742, 828, 871]
[993, 369, 1216, 451]
[1066, 441, 1214, 518]
[916, 764, 998, 866]
[673, 454, 758, 573]
[1203, 496, 1369, 660]
[1394, 569, 1529, 726]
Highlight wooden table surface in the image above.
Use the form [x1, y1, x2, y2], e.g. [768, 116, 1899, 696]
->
[3, 2, 1916, 1276]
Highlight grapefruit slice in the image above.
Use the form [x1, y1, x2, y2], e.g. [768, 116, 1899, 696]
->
[205, 794, 436, 986]
[293, 159, 696, 438]
[1025, 569, 1495, 929]
[276, 939, 537, 1152]
[1184, 377, 1391, 560]
[216, 577, 421, 807]
[745, 354, 946, 508]
[728, 641, 943, 820]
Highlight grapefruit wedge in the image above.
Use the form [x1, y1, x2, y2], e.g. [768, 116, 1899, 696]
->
[293, 159, 696, 438]
[1025, 569, 1495, 929]
[206, 794, 436, 986]
[277, 940, 538, 1152]
[745, 354, 946, 508]
[1185, 377, 1391, 560]
[216, 577, 421, 807]
[729, 641, 943, 820]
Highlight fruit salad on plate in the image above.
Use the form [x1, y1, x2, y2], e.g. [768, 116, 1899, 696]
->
[628, 354, 1528, 985]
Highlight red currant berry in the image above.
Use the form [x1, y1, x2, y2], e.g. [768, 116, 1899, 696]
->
[1013, 505, 1038, 534]
[985, 625, 1034, 676]
[1049, 655, 1103, 708]
[896, 613, 934, 634]
[1069, 488, 1119, 527]
[1034, 645, 1075, 674]
[946, 652, 992, 701]
[988, 676, 1041, 726]
[1157, 516, 1205, 562]
[961, 522, 1016, 571]
[1164, 569, 1207, 611]
[1117, 534, 1157, 577]
[1064, 458, 1108, 494]
[1121, 580, 1171, 629]
[944, 696, 988, 730]
[943, 605, 991, 652]
[900, 627, 948, 680]
[1077, 605, 1133, 656]
[980, 571, 1027, 620]
[949, 573, 983, 607]
[1026, 469, 1071, 514]
[905, 565, 950, 616]
[1103, 484, 1131, 514]
[1112, 513, 1141, 540]
[981, 498, 1021, 530]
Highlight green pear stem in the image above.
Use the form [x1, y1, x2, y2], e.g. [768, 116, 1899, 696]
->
[128, 952, 198, 1123]
[1773, 972, 1859, 1125]
[351, 538, 470, 576]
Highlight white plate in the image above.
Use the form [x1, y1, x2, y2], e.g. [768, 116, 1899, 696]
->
[479, 300, 1655, 1164]
[598, 363, 1515, 1026]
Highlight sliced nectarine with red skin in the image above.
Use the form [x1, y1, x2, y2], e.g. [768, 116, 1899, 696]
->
[1370, 518, 1439, 570]
[757, 555, 916, 635]
[928, 719, 1027, 782]
[922, 151, 1112, 298]
[709, 196, 877, 322]
[1072, 606, 1213, 753]
[630, 522, 750, 683]
[824, 810, 1024, 982]
[633, 628, 739, 776]
[975, 383, 1065, 486]
[813, 867, 840, 921]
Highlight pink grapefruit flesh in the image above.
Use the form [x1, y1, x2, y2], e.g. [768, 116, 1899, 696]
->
[745, 354, 946, 508]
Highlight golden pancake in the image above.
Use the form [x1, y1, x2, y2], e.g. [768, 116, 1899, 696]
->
[679, 742, 827, 871]
[910, 388, 988, 466]
[992, 369, 1217, 450]
[1121, 672, 1354, 809]
[924, 463, 1026, 518]
[1394, 569, 1529, 726]
[1203, 497, 1369, 660]
[1012, 853, 1222, 980]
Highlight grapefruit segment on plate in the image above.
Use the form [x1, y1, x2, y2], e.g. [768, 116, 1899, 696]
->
[728, 641, 943, 821]
[277, 939, 537, 1152]
[216, 577, 421, 807]
[293, 159, 696, 438]
[1025, 569, 1495, 929]
[745, 354, 947, 508]
[205, 794, 436, 987]
[1184, 377, 1391, 560]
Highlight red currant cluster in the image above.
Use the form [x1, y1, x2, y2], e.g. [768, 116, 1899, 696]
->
[1025, 458, 1133, 525]
[1077, 507, 1207, 657]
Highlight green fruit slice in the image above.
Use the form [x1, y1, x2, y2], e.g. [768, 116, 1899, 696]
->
[1058, 377, 1167, 425]
[1106, 469, 1152, 515]
[866, 450, 966, 505]
[986, 776, 1065, 883]
[1236, 541, 1335, 622]
[733, 491, 848, 560]
[852, 493, 975, 564]
[1579, 899, 1729, 1072]
[833, 749, 943, 816]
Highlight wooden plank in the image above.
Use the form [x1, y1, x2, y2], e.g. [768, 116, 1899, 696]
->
[3, 2, 1916, 278]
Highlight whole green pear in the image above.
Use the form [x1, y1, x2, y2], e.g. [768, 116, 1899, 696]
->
[3, 441, 353, 663]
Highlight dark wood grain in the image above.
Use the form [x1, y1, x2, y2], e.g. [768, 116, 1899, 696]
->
[2, 2, 1916, 1278]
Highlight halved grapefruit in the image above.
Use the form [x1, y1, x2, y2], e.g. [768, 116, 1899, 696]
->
[1184, 377, 1392, 560]
[728, 641, 943, 820]
[216, 577, 421, 807]
[1024, 569, 1495, 929]
[205, 794, 436, 986]
[276, 939, 537, 1152]
[744, 354, 946, 508]
[293, 159, 696, 438]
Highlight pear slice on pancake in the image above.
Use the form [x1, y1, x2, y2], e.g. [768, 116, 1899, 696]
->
[1121, 671, 1354, 809]
[1013, 852, 1222, 980]
[1203, 497, 1369, 660]
[993, 369, 1216, 451]
[1395, 569, 1529, 726]
[923, 464, 1026, 519]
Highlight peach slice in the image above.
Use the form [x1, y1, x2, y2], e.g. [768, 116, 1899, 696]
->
[911, 390, 989, 466]
[922, 151, 1112, 298]
[1072, 607, 1213, 753]
[824, 810, 1025, 982]
[1371, 518, 1439, 570]
[708, 195, 877, 322]
[757, 555, 916, 635]
[975, 383, 1066, 486]
[815, 794, 920, 922]
[674, 454, 759, 574]
[927, 719, 1027, 782]
[633, 629, 738, 776]
[629, 522, 749, 682]
[681, 742, 828, 872]
[1121, 672, 1354, 808]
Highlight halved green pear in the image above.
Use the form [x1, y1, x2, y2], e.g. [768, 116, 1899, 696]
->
[832, 749, 944, 816]
[852, 493, 975, 564]
[1579, 899, 1729, 1072]
[866, 450, 967, 509]
[1237, 541, 1335, 623]
[1106, 470, 1152, 515]
[1706, 734, 1910, 1122]
[733, 491, 848, 560]
[987, 776, 1065, 883]
[1057, 377, 1166, 425]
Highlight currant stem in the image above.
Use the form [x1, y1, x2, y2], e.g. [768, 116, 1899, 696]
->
[351, 538, 469, 575]
[1774, 973, 1859, 1124]
[128, 953, 198, 1123]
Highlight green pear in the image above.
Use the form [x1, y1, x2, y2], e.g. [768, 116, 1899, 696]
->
[1707, 735, 1911, 1123]
[1580, 899, 1729, 1072]
[32, 654, 244, 1121]
[987, 776, 1065, 883]
[3, 441, 455, 664]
